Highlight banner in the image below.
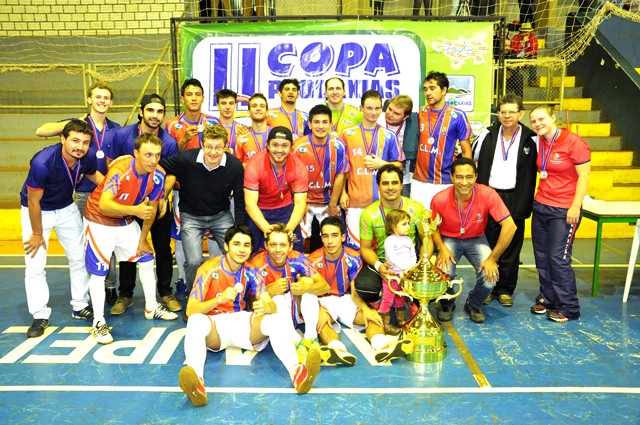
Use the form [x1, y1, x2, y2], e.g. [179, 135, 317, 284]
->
[180, 20, 493, 132]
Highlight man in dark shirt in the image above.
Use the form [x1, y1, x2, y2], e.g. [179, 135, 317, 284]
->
[160, 124, 246, 293]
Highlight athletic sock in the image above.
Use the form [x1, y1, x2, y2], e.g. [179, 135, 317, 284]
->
[138, 260, 159, 311]
[89, 273, 106, 327]
[183, 313, 212, 379]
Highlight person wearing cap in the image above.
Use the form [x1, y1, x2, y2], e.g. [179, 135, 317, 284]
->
[244, 126, 309, 253]
[104, 93, 182, 316]
[267, 79, 309, 139]
[511, 22, 538, 86]
[160, 124, 246, 295]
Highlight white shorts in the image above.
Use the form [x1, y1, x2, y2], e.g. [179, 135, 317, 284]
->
[84, 219, 154, 276]
[345, 207, 364, 249]
[300, 205, 328, 239]
[208, 310, 269, 352]
[410, 179, 452, 210]
[319, 295, 361, 330]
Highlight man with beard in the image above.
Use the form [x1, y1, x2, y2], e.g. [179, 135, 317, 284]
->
[105, 94, 181, 315]
[268, 79, 308, 139]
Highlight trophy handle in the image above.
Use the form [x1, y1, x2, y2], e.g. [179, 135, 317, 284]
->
[387, 275, 413, 301]
[434, 278, 463, 303]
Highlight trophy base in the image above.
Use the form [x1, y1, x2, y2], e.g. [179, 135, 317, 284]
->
[402, 303, 448, 363]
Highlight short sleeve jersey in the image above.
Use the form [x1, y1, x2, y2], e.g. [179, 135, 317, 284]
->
[415, 105, 472, 185]
[164, 113, 220, 150]
[292, 134, 349, 205]
[20, 143, 98, 211]
[341, 124, 404, 208]
[309, 246, 362, 297]
[244, 150, 308, 210]
[330, 104, 363, 136]
[252, 250, 318, 287]
[535, 129, 591, 209]
[359, 196, 427, 262]
[105, 124, 179, 161]
[221, 120, 248, 155]
[78, 116, 121, 193]
[84, 155, 166, 226]
[235, 127, 270, 164]
[430, 184, 511, 239]
[189, 255, 265, 315]
[267, 108, 308, 138]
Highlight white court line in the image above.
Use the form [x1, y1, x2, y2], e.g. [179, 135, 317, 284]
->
[0, 385, 639, 394]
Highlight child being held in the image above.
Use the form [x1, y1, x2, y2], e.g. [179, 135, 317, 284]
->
[381, 209, 417, 335]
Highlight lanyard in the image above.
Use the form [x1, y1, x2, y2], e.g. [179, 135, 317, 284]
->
[331, 105, 345, 133]
[270, 161, 287, 199]
[359, 124, 380, 156]
[178, 113, 204, 146]
[308, 134, 330, 180]
[222, 256, 245, 303]
[280, 107, 299, 135]
[428, 107, 447, 141]
[226, 121, 237, 151]
[500, 125, 521, 161]
[379, 199, 404, 223]
[62, 155, 81, 193]
[454, 186, 476, 235]
[540, 129, 560, 173]
[87, 116, 106, 151]
[325, 251, 346, 296]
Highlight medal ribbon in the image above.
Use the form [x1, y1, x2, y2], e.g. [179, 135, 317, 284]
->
[270, 161, 287, 198]
[280, 107, 299, 135]
[87, 116, 106, 151]
[500, 125, 521, 161]
[454, 186, 476, 233]
[330, 105, 345, 133]
[359, 124, 380, 157]
[540, 129, 560, 173]
[428, 107, 448, 141]
[325, 251, 346, 296]
[222, 256, 246, 307]
[308, 134, 331, 183]
[62, 154, 81, 192]
[379, 199, 404, 223]
[226, 121, 237, 151]
[250, 126, 270, 153]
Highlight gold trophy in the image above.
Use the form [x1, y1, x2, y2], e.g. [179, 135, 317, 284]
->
[389, 213, 463, 363]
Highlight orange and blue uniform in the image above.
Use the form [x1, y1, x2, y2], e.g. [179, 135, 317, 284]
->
[309, 246, 362, 297]
[235, 127, 270, 164]
[165, 113, 220, 150]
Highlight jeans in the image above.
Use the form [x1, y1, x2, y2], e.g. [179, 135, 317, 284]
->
[439, 235, 494, 309]
[181, 210, 234, 291]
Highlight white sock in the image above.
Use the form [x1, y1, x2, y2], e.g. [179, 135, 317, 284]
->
[260, 313, 299, 377]
[138, 260, 159, 311]
[89, 274, 106, 327]
[328, 339, 347, 352]
[184, 313, 211, 379]
[371, 334, 388, 351]
[300, 293, 319, 340]
[175, 240, 186, 280]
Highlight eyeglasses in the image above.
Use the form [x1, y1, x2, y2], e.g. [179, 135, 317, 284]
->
[498, 110, 521, 116]
[203, 145, 225, 153]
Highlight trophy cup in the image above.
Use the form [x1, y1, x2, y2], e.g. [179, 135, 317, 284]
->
[389, 212, 463, 363]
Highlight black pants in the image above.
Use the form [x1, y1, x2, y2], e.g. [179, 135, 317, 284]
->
[354, 264, 382, 304]
[118, 209, 174, 298]
[412, 0, 432, 15]
[485, 190, 526, 296]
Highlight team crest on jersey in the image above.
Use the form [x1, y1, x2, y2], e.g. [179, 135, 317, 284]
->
[213, 272, 219, 279]
[269, 111, 278, 118]
[554, 153, 559, 160]
[345, 129, 356, 136]
[289, 266, 296, 274]
[346, 258, 353, 267]
[524, 147, 530, 155]
[330, 161, 336, 170]
[450, 111, 458, 118]
[316, 262, 323, 269]
[421, 106, 428, 113]
[153, 176, 160, 185]
[407, 206, 414, 214]
[299, 146, 307, 153]
[476, 214, 482, 221]
[440, 127, 448, 134]
[348, 110, 357, 118]
[261, 270, 267, 277]
[175, 123, 183, 129]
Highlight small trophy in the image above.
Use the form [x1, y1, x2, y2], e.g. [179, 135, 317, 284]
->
[389, 212, 463, 363]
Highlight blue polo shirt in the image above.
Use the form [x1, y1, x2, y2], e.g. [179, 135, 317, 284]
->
[20, 143, 98, 211]
[78, 117, 121, 193]
[105, 123, 179, 161]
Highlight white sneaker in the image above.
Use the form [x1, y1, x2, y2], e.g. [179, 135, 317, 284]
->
[91, 322, 113, 345]
[145, 304, 178, 321]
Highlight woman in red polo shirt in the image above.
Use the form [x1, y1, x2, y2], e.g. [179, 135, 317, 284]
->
[528, 105, 591, 322]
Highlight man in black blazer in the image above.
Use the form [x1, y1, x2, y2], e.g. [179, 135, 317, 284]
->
[473, 93, 538, 307]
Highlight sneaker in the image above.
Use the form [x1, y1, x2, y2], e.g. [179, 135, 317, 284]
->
[71, 306, 94, 321]
[110, 297, 133, 315]
[161, 294, 182, 312]
[437, 303, 456, 322]
[547, 311, 570, 323]
[91, 322, 113, 345]
[497, 294, 513, 307]
[319, 346, 357, 366]
[175, 278, 189, 300]
[483, 294, 494, 305]
[179, 365, 208, 407]
[27, 319, 49, 338]
[293, 348, 321, 395]
[530, 304, 548, 314]
[145, 304, 179, 321]
[464, 301, 486, 323]
[294, 339, 308, 363]
[374, 338, 414, 363]
[105, 287, 118, 306]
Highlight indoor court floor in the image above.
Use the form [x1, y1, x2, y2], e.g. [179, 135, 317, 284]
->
[0, 238, 638, 424]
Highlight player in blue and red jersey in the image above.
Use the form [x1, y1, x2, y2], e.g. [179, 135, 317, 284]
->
[179, 225, 322, 406]
[235, 93, 270, 164]
[267, 78, 308, 139]
[84, 134, 178, 345]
